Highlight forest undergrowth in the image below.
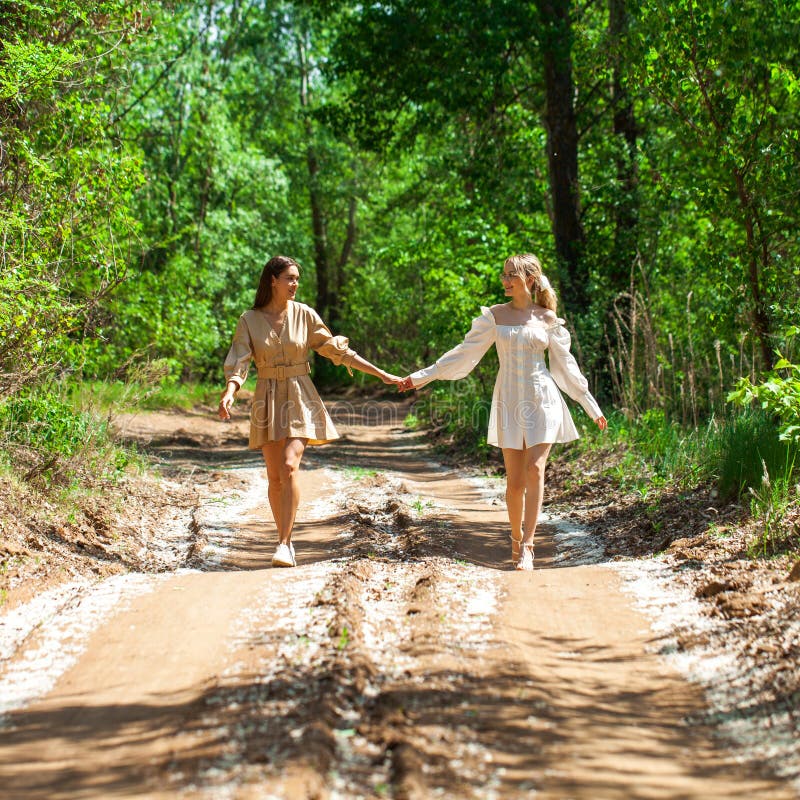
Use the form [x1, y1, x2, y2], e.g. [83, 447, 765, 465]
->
[565, 409, 798, 561]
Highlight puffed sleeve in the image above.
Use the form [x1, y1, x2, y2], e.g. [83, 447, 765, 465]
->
[547, 319, 603, 420]
[410, 307, 496, 388]
[223, 314, 253, 388]
[308, 308, 358, 374]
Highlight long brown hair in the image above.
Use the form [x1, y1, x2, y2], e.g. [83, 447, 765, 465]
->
[253, 256, 300, 308]
[503, 253, 557, 312]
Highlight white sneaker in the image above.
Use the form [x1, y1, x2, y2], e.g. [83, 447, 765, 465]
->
[272, 543, 295, 568]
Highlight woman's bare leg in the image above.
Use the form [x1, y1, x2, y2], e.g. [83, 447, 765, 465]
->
[262, 437, 307, 544]
[502, 447, 526, 561]
[262, 441, 283, 536]
[522, 442, 552, 545]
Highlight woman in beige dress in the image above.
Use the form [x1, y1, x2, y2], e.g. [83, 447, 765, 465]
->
[399, 253, 607, 570]
[219, 255, 401, 567]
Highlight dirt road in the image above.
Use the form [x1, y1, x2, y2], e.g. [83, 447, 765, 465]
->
[0, 399, 794, 799]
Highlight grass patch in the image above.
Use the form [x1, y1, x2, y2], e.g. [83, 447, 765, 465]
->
[710, 410, 798, 500]
[571, 407, 797, 491]
[0, 384, 147, 498]
[342, 465, 378, 480]
[568, 408, 708, 492]
[67, 357, 229, 414]
[411, 497, 434, 513]
[566, 407, 799, 556]
[71, 378, 223, 414]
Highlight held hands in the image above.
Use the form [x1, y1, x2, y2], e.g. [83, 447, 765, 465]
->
[376, 369, 414, 392]
[378, 370, 405, 387]
[219, 372, 405, 415]
[594, 415, 608, 431]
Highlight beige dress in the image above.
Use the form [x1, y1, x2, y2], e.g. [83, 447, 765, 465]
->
[223, 301, 357, 448]
[410, 306, 603, 449]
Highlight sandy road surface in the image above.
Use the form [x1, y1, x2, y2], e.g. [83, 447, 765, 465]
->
[0, 399, 794, 799]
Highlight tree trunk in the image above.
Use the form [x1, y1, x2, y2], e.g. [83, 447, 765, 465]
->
[608, 0, 639, 293]
[306, 134, 332, 318]
[734, 169, 773, 370]
[537, 0, 587, 311]
[297, 34, 333, 324]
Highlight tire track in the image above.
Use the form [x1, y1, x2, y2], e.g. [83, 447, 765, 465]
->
[179, 469, 504, 799]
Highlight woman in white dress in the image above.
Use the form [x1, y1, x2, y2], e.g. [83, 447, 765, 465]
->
[398, 254, 607, 570]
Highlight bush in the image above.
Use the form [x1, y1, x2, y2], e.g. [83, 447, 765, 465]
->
[0, 392, 103, 458]
[565, 405, 797, 503]
[0, 387, 138, 489]
[728, 347, 800, 444]
[712, 409, 798, 500]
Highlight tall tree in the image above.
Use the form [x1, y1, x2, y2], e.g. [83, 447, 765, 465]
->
[628, 0, 800, 371]
[536, 0, 587, 309]
[294, 11, 357, 328]
[608, 0, 639, 291]
[97, 1, 374, 378]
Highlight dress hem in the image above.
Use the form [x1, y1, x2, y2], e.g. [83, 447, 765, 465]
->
[487, 434, 579, 449]
[248, 435, 338, 450]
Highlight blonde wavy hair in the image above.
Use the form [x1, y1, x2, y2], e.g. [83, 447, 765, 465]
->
[504, 253, 557, 312]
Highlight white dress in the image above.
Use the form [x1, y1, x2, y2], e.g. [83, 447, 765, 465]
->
[409, 306, 603, 449]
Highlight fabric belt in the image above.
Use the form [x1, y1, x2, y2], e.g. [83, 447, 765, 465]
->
[257, 362, 311, 380]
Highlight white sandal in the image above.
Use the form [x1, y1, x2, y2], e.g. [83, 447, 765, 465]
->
[516, 542, 534, 571]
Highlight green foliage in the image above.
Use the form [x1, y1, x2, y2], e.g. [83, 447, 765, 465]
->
[324, 0, 800, 421]
[403, 413, 421, 430]
[573, 403, 799, 557]
[625, 0, 800, 358]
[577, 409, 706, 493]
[574, 406, 797, 508]
[746, 451, 799, 557]
[71, 375, 220, 414]
[0, 386, 139, 492]
[728, 342, 800, 443]
[96, 2, 380, 380]
[0, 393, 100, 458]
[709, 410, 798, 500]
[0, 1, 147, 395]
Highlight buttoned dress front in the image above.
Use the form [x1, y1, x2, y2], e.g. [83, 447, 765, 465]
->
[409, 306, 603, 449]
[223, 301, 357, 448]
